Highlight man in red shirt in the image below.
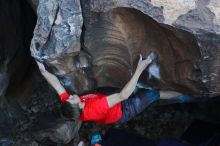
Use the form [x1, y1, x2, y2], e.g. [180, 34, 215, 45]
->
[37, 55, 183, 124]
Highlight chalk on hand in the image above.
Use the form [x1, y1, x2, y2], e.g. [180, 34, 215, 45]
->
[147, 51, 157, 61]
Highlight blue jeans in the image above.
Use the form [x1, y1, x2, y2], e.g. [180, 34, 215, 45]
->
[118, 89, 193, 123]
[119, 89, 160, 123]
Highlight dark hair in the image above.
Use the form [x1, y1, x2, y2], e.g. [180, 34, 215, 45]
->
[61, 101, 81, 120]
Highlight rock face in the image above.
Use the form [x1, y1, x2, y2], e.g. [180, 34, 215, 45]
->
[0, 2, 219, 145]
[83, 7, 206, 96]
[33, 116, 81, 144]
[30, 0, 93, 94]
[87, 0, 220, 34]
[30, 0, 220, 97]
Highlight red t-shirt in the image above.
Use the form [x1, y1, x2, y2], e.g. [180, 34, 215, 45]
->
[79, 94, 122, 124]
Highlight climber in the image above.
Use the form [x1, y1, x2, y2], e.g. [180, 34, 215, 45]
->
[36, 54, 186, 124]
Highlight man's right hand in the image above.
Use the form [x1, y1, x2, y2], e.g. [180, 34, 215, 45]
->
[36, 61, 46, 72]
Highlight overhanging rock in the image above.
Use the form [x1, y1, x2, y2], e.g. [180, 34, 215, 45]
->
[30, 0, 220, 97]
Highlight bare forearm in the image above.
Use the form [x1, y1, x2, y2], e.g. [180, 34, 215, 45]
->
[106, 56, 152, 108]
[107, 69, 143, 108]
[119, 68, 142, 100]
[40, 70, 66, 95]
[36, 61, 67, 95]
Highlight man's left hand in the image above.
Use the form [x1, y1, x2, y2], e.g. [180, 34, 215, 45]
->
[137, 54, 152, 72]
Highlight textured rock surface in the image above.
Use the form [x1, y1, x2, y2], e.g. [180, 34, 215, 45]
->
[0, 1, 219, 145]
[30, 0, 82, 66]
[33, 117, 81, 144]
[87, 0, 220, 34]
[83, 7, 208, 96]
[30, 0, 220, 96]
[82, 0, 220, 97]
[0, 1, 81, 144]
[30, 0, 93, 94]
[0, 68, 81, 146]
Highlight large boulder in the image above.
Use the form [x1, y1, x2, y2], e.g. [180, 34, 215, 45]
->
[30, 0, 220, 97]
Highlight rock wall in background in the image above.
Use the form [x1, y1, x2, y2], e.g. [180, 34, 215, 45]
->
[28, 0, 219, 97]
[0, 0, 36, 100]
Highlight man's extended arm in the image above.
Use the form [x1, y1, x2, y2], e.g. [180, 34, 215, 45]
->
[36, 61, 66, 95]
[107, 56, 152, 108]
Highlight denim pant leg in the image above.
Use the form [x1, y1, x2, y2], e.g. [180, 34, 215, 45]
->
[159, 94, 193, 105]
[119, 89, 160, 123]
